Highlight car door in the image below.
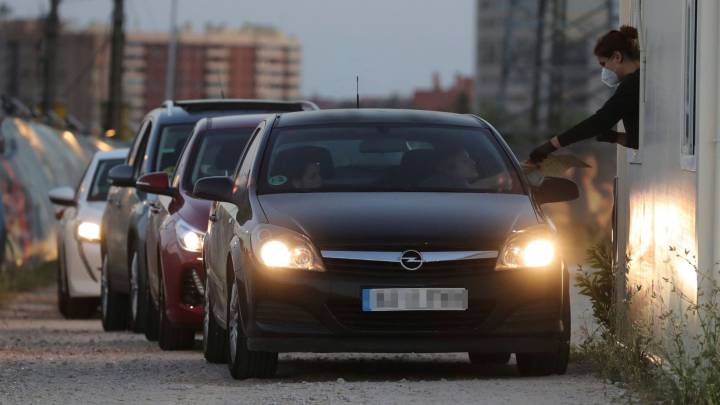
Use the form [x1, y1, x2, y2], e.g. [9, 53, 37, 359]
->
[212, 122, 266, 324]
[107, 121, 152, 286]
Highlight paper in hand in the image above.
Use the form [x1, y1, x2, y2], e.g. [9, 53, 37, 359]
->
[538, 154, 591, 177]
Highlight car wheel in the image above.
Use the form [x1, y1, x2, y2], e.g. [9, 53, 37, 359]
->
[101, 256, 128, 331]
[128, 248, 150, 333]
[468, 352, 511, 365]
[157, 274, 195, 350]
[517, 271, 571, 376]
[203, 278, 227, 363]
[227, 281, 277, 379]
[57, 245, 69, 317]
[144, 283, 159, 341]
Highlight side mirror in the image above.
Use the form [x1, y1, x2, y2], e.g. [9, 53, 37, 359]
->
[108, 164, 135, 187]
[136, 172, 175, 196]
[48, 186, 76, 206]
[193, 176, 234, 203]
[533, 177, 579, 204]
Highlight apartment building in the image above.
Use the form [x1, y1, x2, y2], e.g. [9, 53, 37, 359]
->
[0, 21, 301, 133]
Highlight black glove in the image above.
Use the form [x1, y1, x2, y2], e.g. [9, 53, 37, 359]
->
[529, 141, 557, 164]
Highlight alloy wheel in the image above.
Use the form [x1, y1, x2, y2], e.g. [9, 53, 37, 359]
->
[228, 283, 240, 362]
[130, 252, 140, 323]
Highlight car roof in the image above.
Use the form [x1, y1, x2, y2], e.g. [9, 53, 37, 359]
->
[146, 99, 317, 126]
[274, 109, 486, 128]
[94, 148, 128, 160]
[204, 114, 272, 130]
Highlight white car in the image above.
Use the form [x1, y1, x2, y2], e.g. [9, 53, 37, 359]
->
[49, 149, 128, 319]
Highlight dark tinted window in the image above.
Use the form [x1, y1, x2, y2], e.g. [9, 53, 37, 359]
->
[258, 125, 523, 194]
[154, 125, 194, 175]
[182, 128, 255, 191]
[88, 158, 125, 201]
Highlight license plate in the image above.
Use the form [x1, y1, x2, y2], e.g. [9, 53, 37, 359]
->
[362, 288, 468, 312]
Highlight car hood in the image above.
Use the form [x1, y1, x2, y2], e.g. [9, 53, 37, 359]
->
[177, 196, 212, 232]
[257, 193, 540, 251]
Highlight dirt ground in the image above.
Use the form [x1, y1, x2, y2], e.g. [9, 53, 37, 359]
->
[0, 287, 622, 405]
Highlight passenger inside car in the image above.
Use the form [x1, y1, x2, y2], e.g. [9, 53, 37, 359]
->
[291, 161, 323, 190]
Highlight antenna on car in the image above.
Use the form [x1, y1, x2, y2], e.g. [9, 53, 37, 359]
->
[356, 76, 360, 109]
[215, 69, 226, 99]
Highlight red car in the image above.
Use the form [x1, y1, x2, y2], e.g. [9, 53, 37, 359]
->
[136, 114, 269, 350]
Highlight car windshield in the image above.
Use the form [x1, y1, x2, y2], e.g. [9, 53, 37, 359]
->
[88, 158, 124, 201]
[183, 128, 256, 191]
[154, 125, 194, 175]
[258, 125, 523, 194]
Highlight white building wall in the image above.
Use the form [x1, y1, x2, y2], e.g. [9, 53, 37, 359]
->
[617, 0, 720, 344]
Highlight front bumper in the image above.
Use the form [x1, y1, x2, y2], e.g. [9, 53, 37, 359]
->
[243, 257, 567, 353]
[162, 242, 205, 328]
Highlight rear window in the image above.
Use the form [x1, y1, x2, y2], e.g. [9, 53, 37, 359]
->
[154, 125, 194, 175]
[88, 158, 124, 201]
[182, 128, 255, 191]
[258, 125, 523, 194]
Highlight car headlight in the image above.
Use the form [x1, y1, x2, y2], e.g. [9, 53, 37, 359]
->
[251, 224, 325, 271]
[77, 221, 101, 242]
[175, 219, 205, 252]
[496, 226, 557, 270]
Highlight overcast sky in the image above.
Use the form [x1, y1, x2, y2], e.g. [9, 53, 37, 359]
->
[6, 0, 475, 98]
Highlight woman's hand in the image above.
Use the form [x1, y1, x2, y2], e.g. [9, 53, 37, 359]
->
[529, 140, 558, 164]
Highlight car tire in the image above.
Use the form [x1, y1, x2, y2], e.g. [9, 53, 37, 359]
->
[203, 278, 227, 363]
[517, 270, 571, 376]
[128, 248, 150, 333]
[468, 352, 511, 365]
[157, 274, 195, 350]
[227, 281, 277, 379]
[101, 256, 128, 331]
[144, 285, 159, 342]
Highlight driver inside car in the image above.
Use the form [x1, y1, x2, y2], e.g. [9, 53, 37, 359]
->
[421, 146, 512, 191]
[291, 161, 323, 190]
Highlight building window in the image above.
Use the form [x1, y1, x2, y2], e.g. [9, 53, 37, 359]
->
[682, 0, 698, 169]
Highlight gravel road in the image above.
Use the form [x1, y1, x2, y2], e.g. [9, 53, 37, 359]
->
[0, 286, 622, 405]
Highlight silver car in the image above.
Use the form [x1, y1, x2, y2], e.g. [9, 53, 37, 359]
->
[49, 149, 127, 318]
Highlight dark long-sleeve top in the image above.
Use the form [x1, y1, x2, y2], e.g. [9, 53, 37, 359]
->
[557, 69, 640, 149]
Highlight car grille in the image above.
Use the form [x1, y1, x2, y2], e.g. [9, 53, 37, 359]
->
[255, 301, 320, 326]
[323, 258, 497, 277]
[180, 269, 203, 306]
[327, 299, 494, 332]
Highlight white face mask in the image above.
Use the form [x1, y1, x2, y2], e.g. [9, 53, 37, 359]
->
[601, 68, 620, 88]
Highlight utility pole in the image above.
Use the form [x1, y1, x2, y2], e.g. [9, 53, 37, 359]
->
[41, 0, 60, 115]
[547, 0, 567, 130]
[106, 0, 124, 135]
[530, 0, 548, 127]
[164, 0, 178, 101]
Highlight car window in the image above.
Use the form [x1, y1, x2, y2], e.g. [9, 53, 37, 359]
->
[88, 158, 125, 201]
[132, 122, 152, 177]
[154, 125, 194, 176]
[181, 128, 255, 192]
[233, 123, 266, 192]
[128, 121, 150, 167]
[258, 125, 523, 194]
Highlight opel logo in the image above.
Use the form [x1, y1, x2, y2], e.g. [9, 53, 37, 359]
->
[400, 250, 424, 271]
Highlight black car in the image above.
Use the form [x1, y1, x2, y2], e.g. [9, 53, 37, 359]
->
[101, 99, 318, 335]
[194, 109, 578, 379]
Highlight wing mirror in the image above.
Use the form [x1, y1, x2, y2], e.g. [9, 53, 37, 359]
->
[48, 186, 76, 207]
[108, 164, 135, 187]
[135, 172, 175, 196]
[193, 176, 234, 203]
[533, 177, 579, 204]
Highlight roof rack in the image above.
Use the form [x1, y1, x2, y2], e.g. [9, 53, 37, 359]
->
[171, 99, 319, 113]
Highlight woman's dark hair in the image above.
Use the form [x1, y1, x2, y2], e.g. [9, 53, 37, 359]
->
[594, 25, 640, 61]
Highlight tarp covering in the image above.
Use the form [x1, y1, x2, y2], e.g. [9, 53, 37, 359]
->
[0, 117, 116, 271]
